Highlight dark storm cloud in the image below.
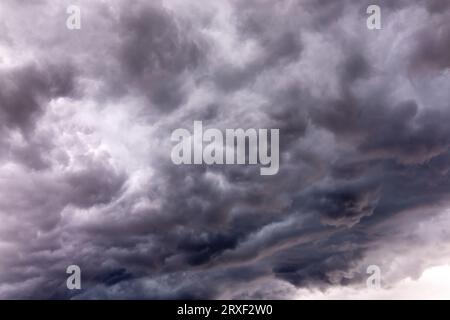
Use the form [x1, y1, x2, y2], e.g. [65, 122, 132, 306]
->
[312, 95, 450, 165]
[423, 0, 450, 14]
[66, 162, 126, 209]
[411, 22, 450, 72]
[298, 181, 381, 227]
[0, 0, 449, 299]
[0, 62, 76, 133]
[212, 1, 304, 92]
[115, 2, 206, 112]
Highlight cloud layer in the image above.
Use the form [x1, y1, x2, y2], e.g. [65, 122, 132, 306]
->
[0, 0, 449, 299]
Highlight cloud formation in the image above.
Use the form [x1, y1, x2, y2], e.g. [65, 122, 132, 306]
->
[0, 0, 449, 299]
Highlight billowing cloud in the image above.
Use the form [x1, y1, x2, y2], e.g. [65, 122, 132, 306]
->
[0, 0, 449, 299]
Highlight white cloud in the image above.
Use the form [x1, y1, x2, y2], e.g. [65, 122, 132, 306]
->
[295, 264, 450, 300]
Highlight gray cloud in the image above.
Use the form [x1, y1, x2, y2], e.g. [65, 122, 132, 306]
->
[0, 0, 449, 299]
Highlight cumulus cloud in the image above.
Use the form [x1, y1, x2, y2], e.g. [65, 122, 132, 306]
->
[0, 0, 449, 299]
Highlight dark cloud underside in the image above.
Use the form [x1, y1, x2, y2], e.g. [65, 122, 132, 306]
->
[0, 0, 449, 299]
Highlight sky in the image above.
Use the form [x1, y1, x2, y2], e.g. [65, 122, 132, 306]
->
[0, 0, 449, 299]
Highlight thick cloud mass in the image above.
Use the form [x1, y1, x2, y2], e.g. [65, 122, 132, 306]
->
[0, 0, 449, 299]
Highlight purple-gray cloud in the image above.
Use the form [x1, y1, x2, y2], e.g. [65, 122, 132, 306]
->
[0, 0, 449, 299]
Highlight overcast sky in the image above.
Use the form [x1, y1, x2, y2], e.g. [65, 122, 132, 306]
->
[0, 0, 449, 299]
